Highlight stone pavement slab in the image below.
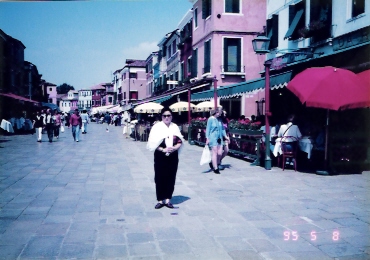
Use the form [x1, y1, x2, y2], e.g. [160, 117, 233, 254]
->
[0, 123, 369, 259]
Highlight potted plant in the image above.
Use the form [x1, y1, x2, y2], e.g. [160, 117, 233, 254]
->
[298, 20, 326, 38]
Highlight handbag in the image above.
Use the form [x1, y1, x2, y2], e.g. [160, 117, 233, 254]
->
[200, 146, 211, 165]
[60, 125, 65, 133]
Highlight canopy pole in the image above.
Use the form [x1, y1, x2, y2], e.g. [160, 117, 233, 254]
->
[188, 87, 191, 124]
[213, 76, 218, 109]
[316, 109, 330, 175]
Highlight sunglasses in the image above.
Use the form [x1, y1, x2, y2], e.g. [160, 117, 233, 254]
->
[162, 114, 172, 118]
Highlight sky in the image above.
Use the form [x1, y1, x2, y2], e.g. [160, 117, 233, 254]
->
[0, 0, 193, 90]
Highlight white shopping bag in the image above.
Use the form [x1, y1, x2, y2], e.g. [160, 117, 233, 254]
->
[200, 146, 211, 165]
[60, 125, 65, 133]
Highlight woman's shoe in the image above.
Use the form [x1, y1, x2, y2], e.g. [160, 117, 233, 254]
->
[213, 169, 220, 174]
[209, 162, 214, 170]
[165, 202, 174, 208]
[155, 202, 164, 209]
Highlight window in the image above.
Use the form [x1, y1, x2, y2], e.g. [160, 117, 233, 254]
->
[129, 73, 137, 79]
[310, 0, 332, 42]
[108, 97, 113, 103]
[225, 0, 240, 13]
[194, 8, 198, 27]
[180, 62, 184, 80]
[167, 45, 172, 57]
[130, 91, 138, 100]
[187, 57, 192, 78]
[266, 14, 279, 50]
[202, 0, 212, 19]
[49, 87, 52, 91]
[172, 41, 176, 55]
[124, 92, 126, 100]
[204, 40, 211, 74]
[352, 0, 365, 17]
[285, 1, 305, 40]
[223, 38, 241, 72]
[191, 48, 198, 77]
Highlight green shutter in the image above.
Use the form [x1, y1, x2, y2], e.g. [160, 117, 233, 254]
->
[204, 40, 211, 73]
[236, 38, 241, 72]
[224, 38, 228, 72]
[191, 49, 198, 77]
[202, 0, 207, 19]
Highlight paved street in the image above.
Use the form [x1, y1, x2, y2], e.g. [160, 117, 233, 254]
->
[0, 123, 369, 260]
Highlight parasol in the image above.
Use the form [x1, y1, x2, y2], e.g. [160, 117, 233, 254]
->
[134, 102, 163, 113]
[287, 66, 370, 174]
[169, 101, 196, 112]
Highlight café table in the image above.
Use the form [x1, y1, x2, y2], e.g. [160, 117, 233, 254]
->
[273, 136, 314, 159]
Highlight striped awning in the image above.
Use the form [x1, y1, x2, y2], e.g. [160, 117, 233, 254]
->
[191, 71, 292, 102]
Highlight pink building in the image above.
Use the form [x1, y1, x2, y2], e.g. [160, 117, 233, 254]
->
[189, 0, 267, 117]
[90, 83, 106, 107]
[102, 83, 114, 106]
[119, 59, 147, 105]
[43, 81, 57, 104]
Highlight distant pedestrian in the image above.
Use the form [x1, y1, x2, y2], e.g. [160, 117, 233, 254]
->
[80, 109, 89, 134]
[44, 109, 54, 143]
[65, 113, 70, 128]
[104, 112, 111, 132]
[69, 109, 82, 142]
[147, 107, 184, 209]
[32, 110, 44, 142]
[53, 109, 61, 139]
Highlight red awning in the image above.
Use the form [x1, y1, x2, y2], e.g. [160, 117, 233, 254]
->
[0, 93, 40, 104]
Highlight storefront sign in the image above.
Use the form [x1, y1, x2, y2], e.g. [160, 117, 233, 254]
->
[333, 26, 370, 51]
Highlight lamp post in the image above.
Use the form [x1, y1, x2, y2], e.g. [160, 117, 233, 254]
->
[213, 76, 218, 109]
[252, 35, 272, 170]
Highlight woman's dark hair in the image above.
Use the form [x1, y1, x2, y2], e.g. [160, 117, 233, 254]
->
[160, 106, 172, 116]
[287, 114, 295, 123]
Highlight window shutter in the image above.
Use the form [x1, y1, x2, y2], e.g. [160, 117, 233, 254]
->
[236, 38, 241, 72]
[202, 0, 207, 19]
[223, 38, 228, 72]
[233, 0, 239, 13]
[191, 49, 198, 77]
[271, 14, 279, 49]
[204, 40, 211, 73]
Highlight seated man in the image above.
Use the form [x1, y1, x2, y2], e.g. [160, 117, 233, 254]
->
[277, 114, 302, 165]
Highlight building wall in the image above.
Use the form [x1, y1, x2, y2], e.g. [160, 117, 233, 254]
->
[46, 86, 57, 104]
[78, 90, 92, 110]
[121, 66, 146, 104]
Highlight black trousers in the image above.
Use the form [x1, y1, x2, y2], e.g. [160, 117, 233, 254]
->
[54, 125, 60, 137]
[154, 150, 179, 201]
[45, 124, 54, 141]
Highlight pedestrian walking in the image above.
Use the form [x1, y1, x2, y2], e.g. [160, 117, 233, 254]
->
[205, 108, 229, 174]
[104, 112, 111, 132]
[147, 107, 184, 209]
[32, 110, 44, 142]
[69, 109, 82, 142]
[80, 109, 89, 134]
[53, 109, 61, 139]
[44, 109, 54, 143]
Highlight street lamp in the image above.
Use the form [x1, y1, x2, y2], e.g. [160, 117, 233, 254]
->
[252, 35, 272, 170]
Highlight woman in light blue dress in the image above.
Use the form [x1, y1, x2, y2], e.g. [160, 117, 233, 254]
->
[205, 108, 229, 174]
